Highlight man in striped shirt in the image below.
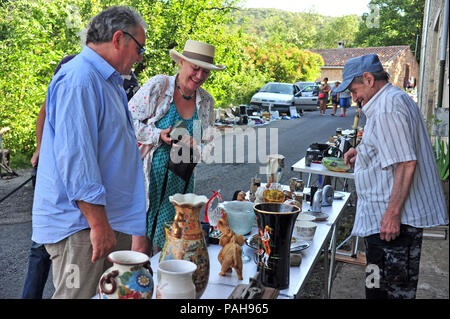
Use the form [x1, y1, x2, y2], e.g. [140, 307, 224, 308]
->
[336, 54, 448, 299]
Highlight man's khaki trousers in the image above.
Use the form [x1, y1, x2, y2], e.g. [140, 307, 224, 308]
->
[45, 229, 132, 299]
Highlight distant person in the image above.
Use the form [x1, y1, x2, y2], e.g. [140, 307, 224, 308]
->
[31, 6, 148, 299]
[318, 77, 330, 115]
[339, 54, 448, 299]
[330, 81, 340, 116]
[23, 54, 74, 299]
[338, 88, 351, 117]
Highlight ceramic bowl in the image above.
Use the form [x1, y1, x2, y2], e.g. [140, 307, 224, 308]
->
[296, 213, 315, 222]
[294, 221, 317, 241]
[218, 201, 255, 235]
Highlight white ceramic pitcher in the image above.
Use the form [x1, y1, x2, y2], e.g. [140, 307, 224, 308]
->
[156, 259, 197, 299]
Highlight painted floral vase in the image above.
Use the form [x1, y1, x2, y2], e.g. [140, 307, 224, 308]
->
[253, 203, 300, 290]
[159, 193, 210, 298]
[156, 259, 197, 299]
[98, 250, 154, 299]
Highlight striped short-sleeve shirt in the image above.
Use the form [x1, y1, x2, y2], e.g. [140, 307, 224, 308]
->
[351, 83, 448, 237]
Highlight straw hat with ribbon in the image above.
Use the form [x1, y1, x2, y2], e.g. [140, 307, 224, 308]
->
[170, 40, 226, 71]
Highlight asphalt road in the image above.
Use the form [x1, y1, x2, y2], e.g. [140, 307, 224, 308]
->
[0, 106, 364, 299]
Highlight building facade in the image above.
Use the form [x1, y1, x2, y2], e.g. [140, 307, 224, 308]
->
[418, 0, 449, 136]
[311, 45, 420, 90]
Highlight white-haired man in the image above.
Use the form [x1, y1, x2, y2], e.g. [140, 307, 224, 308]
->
[32, 6, 148, 298]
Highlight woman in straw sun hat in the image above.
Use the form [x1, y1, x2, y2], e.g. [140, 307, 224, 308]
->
[128, 39, 225, 254]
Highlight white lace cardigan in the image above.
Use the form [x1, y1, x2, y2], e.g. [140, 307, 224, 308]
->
[128, 74, 216, 209]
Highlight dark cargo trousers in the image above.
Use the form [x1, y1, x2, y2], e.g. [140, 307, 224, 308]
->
[364, 225, 423, 299]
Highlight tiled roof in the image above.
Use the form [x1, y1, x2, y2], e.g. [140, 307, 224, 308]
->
[310, 46, 410, 67]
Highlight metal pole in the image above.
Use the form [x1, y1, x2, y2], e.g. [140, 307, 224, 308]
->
[436, 0, 449, 109]
[415, 34, 420, 61]
[328, 225, 337, 298]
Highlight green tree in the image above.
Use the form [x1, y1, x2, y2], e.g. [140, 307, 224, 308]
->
[318, 15, 361, 49]
[0, 0, 249, 166]
[246, 40, 324, 83]
[354, 0, 425, 60]
[0, 0, 89, 166]
[230, 8, 360, 50]
[1, 2, 339, 168]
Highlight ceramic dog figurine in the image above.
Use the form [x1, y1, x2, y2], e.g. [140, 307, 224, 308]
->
[217, 213, 245, 280]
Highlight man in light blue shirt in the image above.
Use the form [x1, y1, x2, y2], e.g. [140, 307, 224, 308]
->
[32, 6, 148, 298]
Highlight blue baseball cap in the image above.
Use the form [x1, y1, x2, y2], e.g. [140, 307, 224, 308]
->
[336, 54, 384, 92]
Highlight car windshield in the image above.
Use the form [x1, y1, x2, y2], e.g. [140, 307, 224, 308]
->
[302, 85, 315, 92]
[260, 83, 293, 94]
[296, 82, 314, 91]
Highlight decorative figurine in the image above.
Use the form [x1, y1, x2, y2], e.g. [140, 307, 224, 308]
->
[217, 213, 245, 280]
[232, 190, 247, 201]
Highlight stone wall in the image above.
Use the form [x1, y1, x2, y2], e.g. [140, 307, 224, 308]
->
[319, 49, 420, 90]
[317, 68, 344, 82]
[385, 49, 420, 89]
[418, 0, 449, 129]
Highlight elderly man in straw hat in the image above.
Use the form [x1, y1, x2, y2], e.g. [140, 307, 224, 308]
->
[129, 39, 226, 254]
[337, 54, 448, 299]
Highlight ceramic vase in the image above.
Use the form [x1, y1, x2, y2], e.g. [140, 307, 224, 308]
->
[159, 193, 210, 298]
[98, 250, 154, 299]
[156, 259, 197, 299]
[253, 203, 300, 290]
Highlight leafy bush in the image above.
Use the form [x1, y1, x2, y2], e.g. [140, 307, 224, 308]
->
[245, 40, 324, 83]
[0, 0, 88, 168]
[434, 139, 449, 181]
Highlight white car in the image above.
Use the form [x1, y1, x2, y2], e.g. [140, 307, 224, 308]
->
[250, 82, 301, 115]
[250, 82, 319, 114]
[295, 81, 316, 91]
[294, 84, 321, 111]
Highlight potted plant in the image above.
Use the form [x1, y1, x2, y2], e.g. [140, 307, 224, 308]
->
[434, 138, 449, 208]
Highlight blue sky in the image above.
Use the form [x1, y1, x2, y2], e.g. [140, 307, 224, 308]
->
[243, 0, 372, 17]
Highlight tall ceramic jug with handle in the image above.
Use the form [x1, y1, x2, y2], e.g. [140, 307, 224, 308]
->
[159, 193, 209, 298]
[98, 250, 154, 299]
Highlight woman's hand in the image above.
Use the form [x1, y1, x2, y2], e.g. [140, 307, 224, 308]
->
[30, 149, 39, 167]
[160, 126, 172, 145]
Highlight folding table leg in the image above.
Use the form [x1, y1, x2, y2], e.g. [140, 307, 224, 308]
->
[327, 225, 337, 298]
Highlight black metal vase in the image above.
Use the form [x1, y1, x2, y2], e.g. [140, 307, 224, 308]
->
[253, 203, 301, 290]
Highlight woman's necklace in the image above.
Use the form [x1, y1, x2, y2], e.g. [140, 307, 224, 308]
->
[175, 80, 195, 100]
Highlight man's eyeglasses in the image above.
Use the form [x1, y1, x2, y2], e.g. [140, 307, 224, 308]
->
[122, 31, 145, 55]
